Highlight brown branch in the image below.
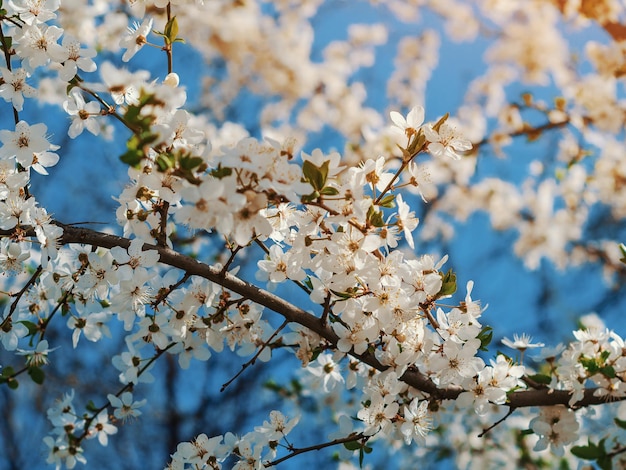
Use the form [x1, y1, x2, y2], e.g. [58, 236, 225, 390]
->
[472, 119, 571, 152]
[0, 265, 43, 330]
[0, 222, 620, 409]
[265, 433, 367, 467]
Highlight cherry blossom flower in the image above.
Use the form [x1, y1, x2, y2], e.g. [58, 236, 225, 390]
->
[120, 18, 154, 62]
[112, 339, 155, 384]
[86, 410, 118, 446]
[400, 399, 432, 444]
[432, 338, 485, 386]
[0, 121, 55, 167]
[133, 314, 172, 349]
[257, 244, 306, 283]
[16, 339, 58, 366]
[307, 353, 345, 392]
[63, 90, 103, 139]
[6, 0, 60, 25]
[254, 410, 300, 441]
[395, 194, 419, 249]
[0, 240, 30, 274]
[501, 333, 545, 351]
[357, 394, 399, 436]
[173, 433, 226, 468]
[530, 406, 579, 456]
[50, 35, 97, 81]
[67, 308, 112, 348]
[111, 238, 160, 281]
[424, 121, 472, 160]
[390, 105, 425, 141]
[14, 23, 64, 72]
[0, 67, 38, 111]
[0, 306, 28, 351]
[44, 435, 86, 470]
[98, 61, 150, 105]
[107, 391, 147, 421]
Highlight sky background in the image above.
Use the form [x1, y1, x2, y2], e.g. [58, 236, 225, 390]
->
[2, 2, 626, 469]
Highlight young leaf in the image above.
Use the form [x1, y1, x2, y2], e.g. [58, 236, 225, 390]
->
[378, 194, 396, 208]
[432, 112, 449, 132]
[320, 186, 339, 196]
[164, 16, 179, 44]
[477, 326, 493, 351]
[302, 160, 326, 191]
[18, 320, 40, 337]
[28, 366, 45, 385]
[526, 373, 552, 385]
[344, 441, 362, 451]
[437, 269, 457, 297]
[86, 400, 99, 413]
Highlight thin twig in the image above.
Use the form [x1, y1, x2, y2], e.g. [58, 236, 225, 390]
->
[265, 433, 367, 467]
[0, 265, 43, 329]
[221, 319, 289, 392]
[478, 406, 516, 437]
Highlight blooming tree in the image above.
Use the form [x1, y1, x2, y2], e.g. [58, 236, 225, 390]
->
[1, 1, 626, 469]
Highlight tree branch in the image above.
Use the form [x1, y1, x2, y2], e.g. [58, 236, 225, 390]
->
[0, 222, 619, 409]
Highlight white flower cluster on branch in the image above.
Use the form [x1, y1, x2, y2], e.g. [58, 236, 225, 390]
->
[1, 1, 626, 469]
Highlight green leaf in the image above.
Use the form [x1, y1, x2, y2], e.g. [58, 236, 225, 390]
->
[156, 153, 175, 172]
[378, 194, 396, 208]
[597, 456, 613, 470]
[367, 205, 384, 227]
[290, 378, 303, 394]
[432, 113, 449, 132]
[18, 320, 39, 336]
[614, 417, 626, 429]
[180, 155, 204, 170]
[86, 400, 99, 413]
[527, 373, 552, 385]
[309, 347, 321, 362]
[28, 366, 45, 385]
[120, 148, 144, 168]
[600, 365, 616, 378]
[0, 35, 11, 50]
[438, 269, 457, 297]
[580, 356, 600, 374]
[7, 378, 18, 390]
[343, 441, 362, 451]
[302, 160, 327, 191]
[571, 441, 604, 460]
[211, 165, 232, 179]
[477, 326, 493, 351]
[301, 191, 320, 203]
[412, 130, 426, 154]
[329, 289, 357, 300]
[164, 16, 179, 44]
[319, 186, 339, 196]
[396, 144, 411, 160]
[1, 366, 15, 378]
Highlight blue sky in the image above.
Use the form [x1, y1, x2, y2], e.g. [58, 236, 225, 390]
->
[2, 2, 626, 469]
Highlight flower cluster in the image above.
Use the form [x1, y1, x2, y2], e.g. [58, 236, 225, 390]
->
[1, 1, 626, 470]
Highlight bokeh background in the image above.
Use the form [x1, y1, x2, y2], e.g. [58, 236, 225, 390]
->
[1, 1, 626, 469]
